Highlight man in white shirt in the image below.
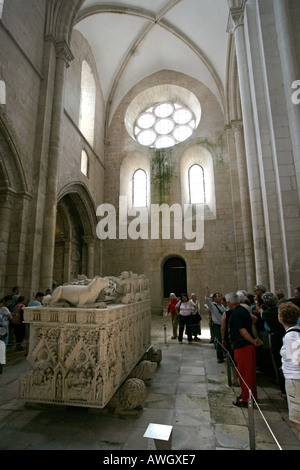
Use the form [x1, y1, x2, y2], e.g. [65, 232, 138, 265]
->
[205, 284, 225, 363]
[279, 301, 300, 441]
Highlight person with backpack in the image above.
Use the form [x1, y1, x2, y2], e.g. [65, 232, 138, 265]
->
[279, 301, 300, 441]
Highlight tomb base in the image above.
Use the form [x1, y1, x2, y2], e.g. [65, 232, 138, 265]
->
[18, 300, 151, 409]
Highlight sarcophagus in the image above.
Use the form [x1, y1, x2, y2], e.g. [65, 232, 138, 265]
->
[18, 300, 151, 408]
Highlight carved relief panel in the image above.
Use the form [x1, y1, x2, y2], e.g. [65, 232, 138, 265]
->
[19, 301, 151, 408]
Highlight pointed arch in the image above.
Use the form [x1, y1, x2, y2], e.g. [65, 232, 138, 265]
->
[0, 112, 31, 295]
[0, 111, 28, 194]
[57, 182, 97, 237]
[46, 0, 86, 44]
[55, 182, 99, 284]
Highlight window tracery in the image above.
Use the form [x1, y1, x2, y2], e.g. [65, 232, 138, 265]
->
[134, 102, 196, 149]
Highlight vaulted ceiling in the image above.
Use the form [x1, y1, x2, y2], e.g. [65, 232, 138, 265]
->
[75, 0, 230, 122]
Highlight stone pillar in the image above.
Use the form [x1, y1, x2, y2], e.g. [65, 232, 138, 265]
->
[63, 238, 72, 283]
[0, 191, 13, 294]
[273, 0, 300, 204]
[231, 121, 255, 291]
[227, 1, 269, 285]
[40, 39, 74, 291]
[83, 236, 95, 279]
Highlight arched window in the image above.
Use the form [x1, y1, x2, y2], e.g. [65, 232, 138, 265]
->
[132, 169, 147, 207]
[79, 61, 96, 147]
[81, 149, 88, 177]
[189, 164, 205, 204]
[0, 80, 5, 105]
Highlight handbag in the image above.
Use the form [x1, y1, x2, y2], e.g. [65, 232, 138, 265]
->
[193, 311, 201, 322]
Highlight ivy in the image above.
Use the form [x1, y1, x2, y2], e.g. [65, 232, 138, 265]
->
[195, 135, 225, 164]
[151, 149, 174, 204]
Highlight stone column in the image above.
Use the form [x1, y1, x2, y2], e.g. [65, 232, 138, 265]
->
[62, 238, 72, 284]
[40, 39, 74, 291]
[0, 191, 13, 294]
[273, 0, 300, 204]
[227, 0, 269, 285]
[231, 121, 255, 290]
[83, 236, 96, 279]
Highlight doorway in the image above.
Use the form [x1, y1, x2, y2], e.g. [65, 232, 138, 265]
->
[163, 257, 187, 298]
[54, 196, 84, 286]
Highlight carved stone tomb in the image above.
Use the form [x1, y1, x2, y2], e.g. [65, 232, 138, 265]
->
[19, 300, 151, 408]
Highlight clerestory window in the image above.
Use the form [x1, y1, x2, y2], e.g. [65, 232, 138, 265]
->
[189, 164, 205, 204]
[132, 169, 147, 207]
[79, 61, 96, 147]
[81, 149, 88, 177]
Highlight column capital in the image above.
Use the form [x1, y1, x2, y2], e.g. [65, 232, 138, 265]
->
[55, 41, 74, 67]
[82, 236, 96, 246]
[44, 35, 74, 67]
[227, 0, 247, 34]
[231, 120, 244, 132]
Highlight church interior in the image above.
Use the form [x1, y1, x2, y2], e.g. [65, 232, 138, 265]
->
[1, 0, 300, 308]
[1, 0, 300, 313]
[0, 0, 300, 452]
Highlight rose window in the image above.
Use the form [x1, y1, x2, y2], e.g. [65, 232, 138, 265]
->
[134, 102, 196, 149]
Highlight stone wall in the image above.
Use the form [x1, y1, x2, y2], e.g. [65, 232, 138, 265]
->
[102, 70, 239, 312]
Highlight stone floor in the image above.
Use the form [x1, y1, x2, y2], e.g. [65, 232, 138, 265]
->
[0, 312, 299, 452]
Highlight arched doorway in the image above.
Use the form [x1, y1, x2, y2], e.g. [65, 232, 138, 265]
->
[54, 184, 99, 286]
[54, 196, 84, 286]
[163, 257, 187, 298]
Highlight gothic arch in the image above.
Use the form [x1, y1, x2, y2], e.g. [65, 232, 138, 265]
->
[120, 152, 151, 210]
[54, 183, 98, 284]
[46, 0, 85, 44]
[58, 182, 97, 237]
[0, 111, 28, 194]
[225, 34, 242, 124]
[180, 145, 216, 219]
[0, 112, 31, 294]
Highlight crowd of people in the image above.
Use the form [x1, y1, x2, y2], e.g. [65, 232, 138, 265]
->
[165, 284, 300, 439]
[1, 281, 299, 440]
[0, 287, 51, 373]
[165, 292, 202, 344]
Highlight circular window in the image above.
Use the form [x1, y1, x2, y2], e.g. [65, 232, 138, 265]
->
[134, 101, 196, 149]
